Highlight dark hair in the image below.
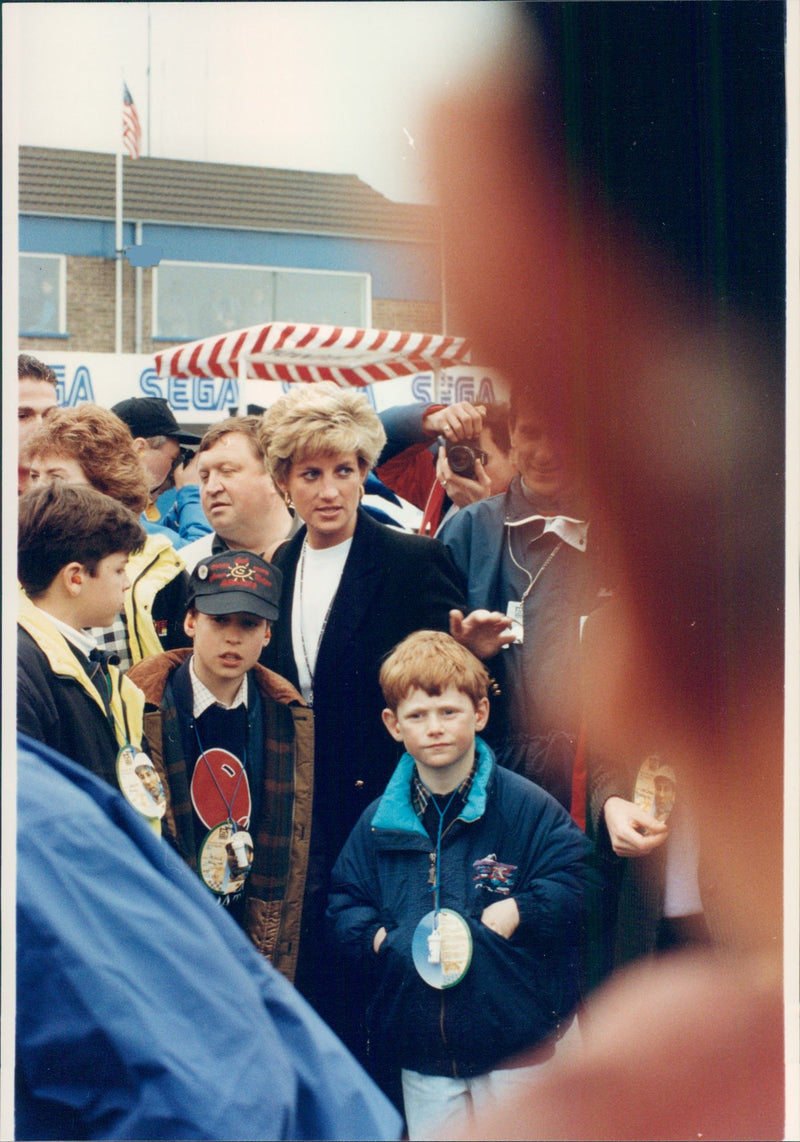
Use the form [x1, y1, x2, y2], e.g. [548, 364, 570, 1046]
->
[18, 354, 57, 388]
[18, 483, 146, 598]
[508, 385, 544, 430]
[482, 402, 511, 454]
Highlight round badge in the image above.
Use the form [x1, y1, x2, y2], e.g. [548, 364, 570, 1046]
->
[198, 823, 253, 896]
[190, 747, 251, 830]
[634, 754, 676, 824]
[412, 909, 473, 989]
[116, 746, 167, 819]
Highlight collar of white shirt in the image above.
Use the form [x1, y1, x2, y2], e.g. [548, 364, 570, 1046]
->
[189, 654, 249, 718]
[505, 512, 588, 552]
[39, 609, 100, 659]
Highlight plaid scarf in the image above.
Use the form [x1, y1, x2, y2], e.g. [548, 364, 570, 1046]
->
[147, 656, 297, 904]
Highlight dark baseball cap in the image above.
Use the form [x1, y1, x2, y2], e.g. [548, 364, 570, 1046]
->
[111, 397, 200, 444]
[188, 550, 282, 622]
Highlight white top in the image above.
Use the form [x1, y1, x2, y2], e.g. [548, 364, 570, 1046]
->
[45, 610, 99, 658]
[189, 654, 249, 716]
[291, 537, 352, 704]
[179, 532, 214, 574]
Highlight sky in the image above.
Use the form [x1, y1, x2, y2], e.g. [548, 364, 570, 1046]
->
[6, 1, 518, 203]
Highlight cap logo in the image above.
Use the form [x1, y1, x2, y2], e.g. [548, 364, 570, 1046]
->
[227, 557, 257, 583]
[204, 555, 275, 595]
[197, 564, 209, 580]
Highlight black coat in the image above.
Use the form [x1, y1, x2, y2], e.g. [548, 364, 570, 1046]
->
[18, 628, 123, 788]
[265, 508, 467, 1067]
[266, 508, 468, 869]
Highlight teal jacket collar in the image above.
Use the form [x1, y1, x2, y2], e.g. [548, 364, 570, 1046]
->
[371, 736, 495, 838]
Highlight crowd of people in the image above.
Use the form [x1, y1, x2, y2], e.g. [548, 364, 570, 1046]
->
[13, 3, 786, 1138]
[15, 349, 739, 1139]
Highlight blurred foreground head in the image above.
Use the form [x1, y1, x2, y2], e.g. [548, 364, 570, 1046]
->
[428, 3, 785, 1137]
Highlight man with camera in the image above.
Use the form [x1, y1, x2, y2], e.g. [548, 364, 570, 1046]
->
[438, 389, 613, 811]
[111, 396, 211, 548]
[376, 400, 515, 535]
[430, 402, 515, 532]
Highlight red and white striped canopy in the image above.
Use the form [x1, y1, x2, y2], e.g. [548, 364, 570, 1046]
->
[154, 322, 471, 386]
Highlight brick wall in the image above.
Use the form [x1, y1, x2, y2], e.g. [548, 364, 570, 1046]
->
[20, 256, 158, 355]
[19, 257, 445, 357]
[371, 298, 443, 335]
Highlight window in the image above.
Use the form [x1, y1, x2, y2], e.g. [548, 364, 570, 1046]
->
[20, 253, 66, 335]
[153, 261, 371, 340]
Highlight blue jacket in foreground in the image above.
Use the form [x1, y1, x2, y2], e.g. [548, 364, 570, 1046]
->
[15, 734, 403, 1142]
[328, 738, 590, 1079]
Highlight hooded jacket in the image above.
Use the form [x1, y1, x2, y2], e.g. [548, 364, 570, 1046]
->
[328, 738, 590, 1078]
[121, 532, 188, 664]
[128, 648, 314, 982]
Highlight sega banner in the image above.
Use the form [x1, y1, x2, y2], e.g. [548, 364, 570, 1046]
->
[30, 351, 509, 428]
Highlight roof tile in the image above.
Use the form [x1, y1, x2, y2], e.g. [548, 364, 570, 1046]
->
[19, 146, 440, 242]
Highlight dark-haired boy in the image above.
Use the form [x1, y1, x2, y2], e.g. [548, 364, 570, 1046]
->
[17, 483, 162, 828]
[127, 550, 313, 981]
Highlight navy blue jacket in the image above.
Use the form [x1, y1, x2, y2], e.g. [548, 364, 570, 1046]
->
[328, 739, 590, 1078]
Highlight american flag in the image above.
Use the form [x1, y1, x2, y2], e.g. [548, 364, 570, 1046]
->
[122, 83, 142, 160]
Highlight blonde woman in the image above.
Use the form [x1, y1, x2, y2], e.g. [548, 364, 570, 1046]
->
[259, 383, 510, 1054]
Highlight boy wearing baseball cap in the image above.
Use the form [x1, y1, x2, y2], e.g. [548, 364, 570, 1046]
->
[128, 550, 314, 983]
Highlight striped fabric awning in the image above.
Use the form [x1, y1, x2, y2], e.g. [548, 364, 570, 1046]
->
[153, 322, 471, 386]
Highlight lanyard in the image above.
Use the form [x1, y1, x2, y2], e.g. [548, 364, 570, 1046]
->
[94, 656, 136, 750]
[193, 720, 249, 830]
[505, 527, 564, 603]
[425, 785, 460, 918]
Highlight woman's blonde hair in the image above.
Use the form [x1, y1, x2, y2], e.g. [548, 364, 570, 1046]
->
[379, 630, 490, 712]
[259, 382, 387, 487]
[26, 404, 150, 514]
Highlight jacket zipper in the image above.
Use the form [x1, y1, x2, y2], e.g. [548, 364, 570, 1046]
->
[434, 815, 463, 1077]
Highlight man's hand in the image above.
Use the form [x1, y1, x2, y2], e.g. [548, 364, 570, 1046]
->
[422, 401, 486, 442]
[173, 452, 200, 489]
[481, 897, 520, 939]
[450, 608, 515, 659]
[436, 447, 492, 507]
[373, 926, 387, 953]
[602, 796, 669, 857]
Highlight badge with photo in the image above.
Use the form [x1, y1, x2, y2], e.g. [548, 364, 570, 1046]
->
[116, 746, 167, 820]
[412, 909, 473, 989]
[198, 822, 254, 896]
[634, 754, 676, 824]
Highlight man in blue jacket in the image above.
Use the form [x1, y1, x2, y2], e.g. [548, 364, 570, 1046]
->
[327, 631, 589, 1139]
[15, 733, 403, 1142]
[438, 387, 614, 810]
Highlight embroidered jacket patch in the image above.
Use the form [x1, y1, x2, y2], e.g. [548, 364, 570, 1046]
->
[472, 853, 517, 895]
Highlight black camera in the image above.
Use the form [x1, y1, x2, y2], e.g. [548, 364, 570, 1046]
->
[443, 438, 489, 481]
[172, 445, 197, 474]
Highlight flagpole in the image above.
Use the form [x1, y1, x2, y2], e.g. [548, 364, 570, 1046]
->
[116, 74, 123, 355]
[147, 3, 152, 157]
[116, 150, 123, 354]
